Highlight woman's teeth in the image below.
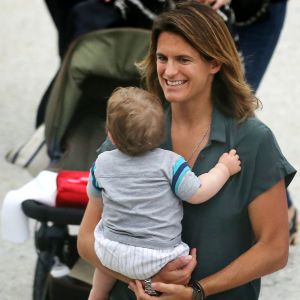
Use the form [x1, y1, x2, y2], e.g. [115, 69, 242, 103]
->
[166, 80, 185, 86]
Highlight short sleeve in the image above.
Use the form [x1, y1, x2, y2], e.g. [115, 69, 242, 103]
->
[248, 127, 296, 202]
[171, 156, 201, 201]
[88, 136, 115, 197]
[86, 163, 102, 198]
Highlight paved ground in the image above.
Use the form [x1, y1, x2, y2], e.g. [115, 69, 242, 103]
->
[0, 0, 299, 299]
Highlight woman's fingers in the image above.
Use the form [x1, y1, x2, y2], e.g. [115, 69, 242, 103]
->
[166, 255, 193, 271]
[152, 282, 177, 293]
[211, 0, 230, 10]
[181, 248, 197, 284]
[153, 254, 192, 284]
[151, 282, 193, 300]
[151, 249, 196, 286]
[129, 280, 153, 300]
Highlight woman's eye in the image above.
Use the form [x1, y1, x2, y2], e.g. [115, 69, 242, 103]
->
[179, 57, 191, 64]
[157, 55, 167, 62]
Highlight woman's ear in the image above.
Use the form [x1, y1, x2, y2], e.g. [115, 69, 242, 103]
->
[210, 60, 222, 74]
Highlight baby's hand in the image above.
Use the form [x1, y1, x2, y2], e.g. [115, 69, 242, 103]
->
[218, 149, 241, 176]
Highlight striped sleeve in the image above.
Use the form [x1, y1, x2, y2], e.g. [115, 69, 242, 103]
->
[171, 156, 201, 201]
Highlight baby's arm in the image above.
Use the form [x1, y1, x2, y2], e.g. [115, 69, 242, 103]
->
[188, 149, 241, 204]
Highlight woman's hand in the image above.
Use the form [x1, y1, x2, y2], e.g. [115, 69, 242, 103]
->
[196, 0, 231, 10]
[129, 280, 193, 300]
[103, 0, 230, 10]
[152, 248, 197, 285]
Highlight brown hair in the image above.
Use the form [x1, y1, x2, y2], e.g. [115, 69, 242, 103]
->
[138, 2, 260, 121]
[106, 87, 165, 155]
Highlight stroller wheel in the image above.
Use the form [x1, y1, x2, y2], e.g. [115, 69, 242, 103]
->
[33, 251, 54, 300]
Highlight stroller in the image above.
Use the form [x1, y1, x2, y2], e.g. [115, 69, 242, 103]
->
[21, 27, 150, 300]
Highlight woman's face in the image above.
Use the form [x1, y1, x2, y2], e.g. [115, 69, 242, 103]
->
[156, 32, 220, 104]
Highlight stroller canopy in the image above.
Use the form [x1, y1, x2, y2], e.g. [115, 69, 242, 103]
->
[45, 28, 151, 170]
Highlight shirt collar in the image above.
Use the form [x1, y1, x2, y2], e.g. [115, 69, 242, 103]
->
[210, 107, 227, 144]
[162, 106, 227, 150]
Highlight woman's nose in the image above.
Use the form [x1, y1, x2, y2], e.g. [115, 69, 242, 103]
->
[164, 61, 178, 77]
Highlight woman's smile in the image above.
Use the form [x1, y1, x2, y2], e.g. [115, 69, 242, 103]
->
[165, 79, 187, 87]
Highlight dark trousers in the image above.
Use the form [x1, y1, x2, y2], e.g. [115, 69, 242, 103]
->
[236, 0, 287, 91]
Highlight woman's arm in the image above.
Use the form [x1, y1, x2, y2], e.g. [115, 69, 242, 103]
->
[77, 196, 131, 283]
[130, 179, 289, 299]
[200, 179, 289, 296]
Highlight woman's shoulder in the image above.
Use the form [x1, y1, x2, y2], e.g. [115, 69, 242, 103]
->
[224, 114, 279, 154]
[227, 115, 289, 167]
[234, 115, 274, 141]
[213, 108, 273, 144]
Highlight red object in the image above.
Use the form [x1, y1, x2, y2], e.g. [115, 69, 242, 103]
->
[56, 170, 89, 208]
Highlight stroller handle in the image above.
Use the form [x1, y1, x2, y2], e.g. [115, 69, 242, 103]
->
[22, 200, 84, 225]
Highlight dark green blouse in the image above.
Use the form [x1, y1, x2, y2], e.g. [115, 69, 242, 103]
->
[106, 108, 296, 300]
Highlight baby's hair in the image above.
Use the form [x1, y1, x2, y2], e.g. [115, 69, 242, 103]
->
[106, 87, 165, 155]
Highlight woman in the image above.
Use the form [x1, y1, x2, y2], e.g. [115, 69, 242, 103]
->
[77, 2, 296, 299]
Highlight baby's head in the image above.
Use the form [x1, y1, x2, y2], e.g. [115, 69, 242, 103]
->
[106, 87, 165, 155]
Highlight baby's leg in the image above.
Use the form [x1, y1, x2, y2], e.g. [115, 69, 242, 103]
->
[88, 268, 116, 300]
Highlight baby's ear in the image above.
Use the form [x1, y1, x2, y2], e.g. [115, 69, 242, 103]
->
[107, 131, 115, 145]
[210, 60, 222, 74]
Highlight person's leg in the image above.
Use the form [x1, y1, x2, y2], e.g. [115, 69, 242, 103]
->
[88, 268, 116, 300]
[236, 0, 287, 91]
[69, 0, 124, 42]
[44, 0, 84, 58]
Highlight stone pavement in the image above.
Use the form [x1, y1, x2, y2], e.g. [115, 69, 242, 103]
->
[0, 0, 299, 299]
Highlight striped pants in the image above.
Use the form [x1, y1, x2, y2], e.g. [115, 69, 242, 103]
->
[94, 227, 189, 280]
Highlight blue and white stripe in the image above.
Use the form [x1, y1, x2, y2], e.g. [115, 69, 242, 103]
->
[90, 163, 101, 191]
[171, 157, 190, 195]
